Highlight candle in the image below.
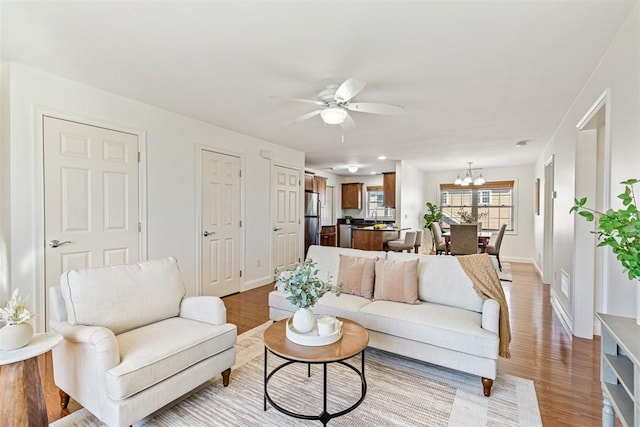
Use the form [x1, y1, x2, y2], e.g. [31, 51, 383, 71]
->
[317, 316, 336, 336]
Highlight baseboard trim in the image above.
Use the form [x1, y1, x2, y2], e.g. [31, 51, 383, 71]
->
[550, 288, 573, 335]
[502, 256, 534, 264]
[242, 276, 273, 292]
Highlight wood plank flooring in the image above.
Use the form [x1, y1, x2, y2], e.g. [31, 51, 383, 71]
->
[37, 262, 604, 425]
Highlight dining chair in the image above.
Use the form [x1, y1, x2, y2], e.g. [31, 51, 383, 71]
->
[386, 231, 417, 252]
[430, 223, 447, 255]
[413, 229, 424, 253]
[449, 224, 480, 256]
[486, 224, 507, 270]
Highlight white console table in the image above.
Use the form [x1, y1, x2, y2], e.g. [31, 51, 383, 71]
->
[597, 313, 640, 427]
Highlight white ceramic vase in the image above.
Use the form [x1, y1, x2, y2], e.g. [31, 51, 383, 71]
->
[292, 307, 316, 334]
[0, 322, 33, 350]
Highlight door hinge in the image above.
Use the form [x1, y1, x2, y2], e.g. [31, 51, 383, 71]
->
[239, 169, 242, 178]
[138, 222, 141, 232]
[138, 152, 141, 163]
[239, 220, 242, 227]
[239, 270, 242, 277]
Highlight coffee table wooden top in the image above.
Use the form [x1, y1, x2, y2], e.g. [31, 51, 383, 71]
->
[264, 317, 369, 363]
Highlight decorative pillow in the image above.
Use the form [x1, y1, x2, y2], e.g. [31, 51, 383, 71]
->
[374, 257, 420, 304]
[336, 255, 376, 299]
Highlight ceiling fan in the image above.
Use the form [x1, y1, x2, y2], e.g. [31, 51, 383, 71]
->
[273, 77, 404, 131]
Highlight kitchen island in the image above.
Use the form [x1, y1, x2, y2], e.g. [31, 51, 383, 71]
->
[351, 226, 407, 251]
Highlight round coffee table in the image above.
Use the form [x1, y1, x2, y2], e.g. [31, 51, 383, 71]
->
[263, 317, 369, 426]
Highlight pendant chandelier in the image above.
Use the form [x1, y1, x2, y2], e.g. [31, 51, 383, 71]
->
[454, 162, 485, 186]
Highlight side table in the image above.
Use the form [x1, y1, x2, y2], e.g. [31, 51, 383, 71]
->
[0, 332, 63, 426]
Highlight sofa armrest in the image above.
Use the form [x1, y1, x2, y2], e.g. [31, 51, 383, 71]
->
[481, 299, 500, 335]
[50, 320, 120, 368]
[179, 296, 227, 325]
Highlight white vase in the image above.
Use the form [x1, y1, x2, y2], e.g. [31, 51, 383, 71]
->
[0, 323, 33, 350]
[292, 307, 316, 334]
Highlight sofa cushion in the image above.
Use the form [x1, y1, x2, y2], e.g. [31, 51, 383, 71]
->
[373, 257, 420, 304]
[357, 300, 498, 358]
[60, 257, 186, 334]
[106, 317, 237, 400]
[386, 252, 484, 312]
[337, 255, 375, 299]
[305, 245, 387, 287]
[269, 289, 371, 320]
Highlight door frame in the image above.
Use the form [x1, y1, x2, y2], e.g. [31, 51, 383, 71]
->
[34, 107, 147, 332]
[195, 145, 245, 295]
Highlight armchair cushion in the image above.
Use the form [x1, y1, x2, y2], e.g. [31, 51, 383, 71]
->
[106, 318, 236, 400]
[60, 257, 186, 334]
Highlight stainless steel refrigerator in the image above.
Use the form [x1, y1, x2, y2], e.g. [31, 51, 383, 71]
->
[304, 191, 320, 257]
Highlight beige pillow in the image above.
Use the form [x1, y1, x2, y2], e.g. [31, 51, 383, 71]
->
[374, 257, 420, 304]
[336, 255, 376, 299]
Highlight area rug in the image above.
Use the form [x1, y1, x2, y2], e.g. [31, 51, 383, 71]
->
[498, 262, 513, 282]
[52, 321, 541, 427]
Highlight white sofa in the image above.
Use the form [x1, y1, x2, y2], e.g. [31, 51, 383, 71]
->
[49, 257, 237, 427]
[269, 245, 502, 396]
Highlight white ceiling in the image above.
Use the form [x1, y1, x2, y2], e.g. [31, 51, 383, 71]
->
[2, 1, 636, 175]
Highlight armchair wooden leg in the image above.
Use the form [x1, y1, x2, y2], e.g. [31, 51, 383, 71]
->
[481, 377, 493, 397]
[221, 368, 231, 387]
[59, 389, 70, 409]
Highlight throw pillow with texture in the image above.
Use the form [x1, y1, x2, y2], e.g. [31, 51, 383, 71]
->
[374, 257, 420, 304]
[336, 254, 376, 299]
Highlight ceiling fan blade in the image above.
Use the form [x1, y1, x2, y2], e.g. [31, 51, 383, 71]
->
[334, 78, 366, 102]
[289, 109, 322, 124]
[269, 96, 325, 106]
[340, 112, 357, 132]
[346, 102, 404, 115]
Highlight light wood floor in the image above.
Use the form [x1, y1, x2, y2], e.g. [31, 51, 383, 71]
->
[39, 262, 604, 425]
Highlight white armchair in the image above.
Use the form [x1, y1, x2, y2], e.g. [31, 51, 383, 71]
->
[49, 257, 237, 427]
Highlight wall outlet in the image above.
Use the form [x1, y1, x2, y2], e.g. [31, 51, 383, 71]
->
[256, 259, 261, 267]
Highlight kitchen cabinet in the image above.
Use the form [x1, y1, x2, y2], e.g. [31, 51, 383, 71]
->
[383, 172, 396, 208]
[320, 225, 336, 247]
[314, 176, 327, 206]
[341, 183, 363, 209]
[304, 172, 316, 192]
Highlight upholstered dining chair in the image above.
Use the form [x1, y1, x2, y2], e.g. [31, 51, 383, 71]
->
[413, 229, 424, 253]
[486, 224, 507, 270]
[386, 230, 417, 252]
[449, 224, 480, 255]
[430, 222, 447, 255]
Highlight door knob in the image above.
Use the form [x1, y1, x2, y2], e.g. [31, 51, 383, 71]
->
[203, 231, 215, 237]
[49, 239, 71, 248]
[273, 227, 282, 231]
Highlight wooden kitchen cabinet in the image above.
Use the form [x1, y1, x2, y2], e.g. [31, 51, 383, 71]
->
[383, 172, 396, 208]
[341, 183, 363, 209]
[304, 172, 316, 191]
[314, 176, 327, 206]
[320, 225, 337, 247]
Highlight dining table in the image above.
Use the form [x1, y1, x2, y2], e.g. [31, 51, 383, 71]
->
[442, 230, 493, 254]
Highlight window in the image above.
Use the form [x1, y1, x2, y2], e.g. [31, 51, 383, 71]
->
[439, 181, 514, 231]
[367, 186, 393, 219]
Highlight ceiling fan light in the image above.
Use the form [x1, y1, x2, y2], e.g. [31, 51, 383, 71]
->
[321, 107, 347, 124]
[347, 165, 358, 173]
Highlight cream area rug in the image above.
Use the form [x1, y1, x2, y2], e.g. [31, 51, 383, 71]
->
[52, 321, 541, 427]
[498, 262, 513, 282]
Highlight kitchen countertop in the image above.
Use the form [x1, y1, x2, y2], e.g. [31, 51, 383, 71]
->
[353, 226, 408, 231]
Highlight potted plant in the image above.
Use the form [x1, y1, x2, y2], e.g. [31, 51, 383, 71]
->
[571, 178, 640, 320]
[344, 215, 353, 224]
[274, 259, 342, 333]
[423, 202, 442, 254]
[0, 289, 34, 350]
[457, 209, 486, 225]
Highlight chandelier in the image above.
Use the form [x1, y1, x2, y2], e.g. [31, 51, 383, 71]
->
[454, 162, 485, 186]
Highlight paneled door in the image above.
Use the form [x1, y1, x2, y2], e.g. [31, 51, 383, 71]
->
[201, 150, 241, 297]
[44, 117, 140, 320]
[272, 165, 301, 272]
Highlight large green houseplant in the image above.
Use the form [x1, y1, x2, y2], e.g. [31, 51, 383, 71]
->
[570, 178, 640, 281]
[423, 202, 442, 253]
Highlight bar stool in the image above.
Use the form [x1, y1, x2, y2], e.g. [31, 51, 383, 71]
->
[386, 231, 417, 252]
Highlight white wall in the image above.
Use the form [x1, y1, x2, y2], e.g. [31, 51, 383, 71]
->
[534, 5, 640, 322]
[2, 63, 304, 321]
[340, 173, 386, 219]
[424, 164, 536, 262]
[398, 161, 426, 231]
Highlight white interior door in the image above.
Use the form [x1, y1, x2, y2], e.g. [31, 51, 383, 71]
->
[272, 165, 300, 272]
[44, 116, 140, 319]
[201, 150, 241, 297]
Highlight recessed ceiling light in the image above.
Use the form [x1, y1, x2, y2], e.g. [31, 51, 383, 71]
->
[370, 171, 377, 175]
[347, 165, 358, 173]
[377, 155, 387, 160]
[516, 140, 528, 147]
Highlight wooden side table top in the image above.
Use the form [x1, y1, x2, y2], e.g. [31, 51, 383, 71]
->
[0, 332, 62, 365]
[264, 317, 369, 363]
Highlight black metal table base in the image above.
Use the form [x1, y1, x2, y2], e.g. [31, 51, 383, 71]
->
[263, 347, 367, 426]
